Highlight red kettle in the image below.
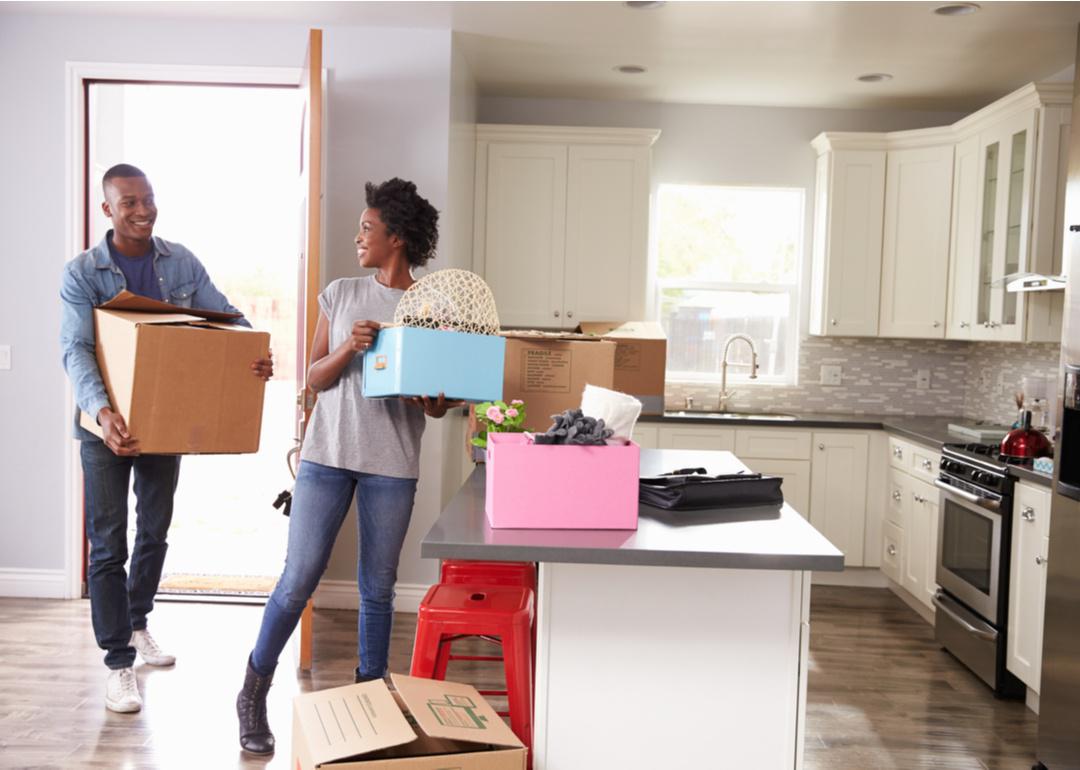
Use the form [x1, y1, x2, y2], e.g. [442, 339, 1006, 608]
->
[1000, 411, 1052, 460]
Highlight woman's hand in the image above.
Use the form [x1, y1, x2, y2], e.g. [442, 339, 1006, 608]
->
[347, 321, 381, 354]
[402, 393, 465, 418]
[250, 349, 274, 380]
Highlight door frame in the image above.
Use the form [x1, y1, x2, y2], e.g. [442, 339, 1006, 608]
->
[62, 61, 309, 600]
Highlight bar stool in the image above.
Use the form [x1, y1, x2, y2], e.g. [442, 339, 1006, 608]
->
[410, 583, 534, 754]
[439, 559, 537, 593]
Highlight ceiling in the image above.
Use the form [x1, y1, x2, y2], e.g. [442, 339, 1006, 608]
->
[8, 1, 1080, 110]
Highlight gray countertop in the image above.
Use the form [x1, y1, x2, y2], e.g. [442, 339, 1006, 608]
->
[420, 448, 845, 572]
[640, 412, 1055, 488]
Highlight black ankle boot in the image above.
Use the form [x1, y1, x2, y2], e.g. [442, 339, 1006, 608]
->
[237, 656, 275, 755]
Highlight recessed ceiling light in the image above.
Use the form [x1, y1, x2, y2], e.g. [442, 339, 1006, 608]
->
[615, 65, 648, 75]
[934, 3, 980, 16]
[624, 1, 666, 8]
[857, 73, 894, 83]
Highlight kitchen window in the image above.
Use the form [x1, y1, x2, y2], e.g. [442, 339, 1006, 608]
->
[656, 184, 803, 385]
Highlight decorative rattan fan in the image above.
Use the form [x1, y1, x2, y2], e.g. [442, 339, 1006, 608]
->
[393, 269, 500, 335]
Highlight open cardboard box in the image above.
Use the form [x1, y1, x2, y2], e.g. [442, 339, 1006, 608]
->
[78, 290, 269, 454]
[577, 321, 667, 415]
[292, 674, 526, 770]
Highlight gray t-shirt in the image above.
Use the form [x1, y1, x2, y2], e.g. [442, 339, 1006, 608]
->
[300, 276, 426, 479]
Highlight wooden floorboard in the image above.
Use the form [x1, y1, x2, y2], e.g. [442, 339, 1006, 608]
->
[0, 586, 1038, 769]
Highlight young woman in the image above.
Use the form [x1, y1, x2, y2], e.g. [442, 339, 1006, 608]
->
[236, 178, 457, 755]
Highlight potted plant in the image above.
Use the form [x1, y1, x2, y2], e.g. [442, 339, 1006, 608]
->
[470, 399, 527, 461]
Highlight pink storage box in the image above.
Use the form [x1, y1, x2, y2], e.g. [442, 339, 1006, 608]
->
[485, 432, 640, 530]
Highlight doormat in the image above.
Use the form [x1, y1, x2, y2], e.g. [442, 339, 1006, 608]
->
[158, 573, 277, 596]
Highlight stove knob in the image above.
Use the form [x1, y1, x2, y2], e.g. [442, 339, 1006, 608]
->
[971, 471, 985, 484]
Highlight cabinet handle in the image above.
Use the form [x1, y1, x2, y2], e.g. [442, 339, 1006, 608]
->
[554, 310, 560, 318]
[913, 493, 926, 504]
[892, 490, 902, 502]
[893, 447, 903, 459]
[960, 321, 970, 328]
[818, 443, 826, 451]
[922, 459, 933, 470]
[1036, 555, 1048, 566]
[1021, 506, 1035, 521]
[566, 311, 574, 319]
[830, 318, 838, 326]
[888, 544, 897, 556]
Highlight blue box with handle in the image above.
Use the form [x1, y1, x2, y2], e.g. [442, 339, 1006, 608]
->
[361, 325, 506, 402]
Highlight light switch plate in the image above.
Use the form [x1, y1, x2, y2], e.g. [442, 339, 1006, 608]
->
[916, 369, 931, 390]
[0, 345, 10, 371]
[820, 365, 842, 386]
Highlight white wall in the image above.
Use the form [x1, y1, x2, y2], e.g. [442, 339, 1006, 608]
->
[0, 11, 457, 604]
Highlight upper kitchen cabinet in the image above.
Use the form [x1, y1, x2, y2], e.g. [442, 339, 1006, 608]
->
[946, 84, 1072, 342]
[473, 125, 659, 330]
[808, 138, 886, 337]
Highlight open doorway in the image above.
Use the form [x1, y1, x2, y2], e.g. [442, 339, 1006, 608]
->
[85, 81, 300, 598]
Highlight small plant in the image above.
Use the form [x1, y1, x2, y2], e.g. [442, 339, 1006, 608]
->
[471, 399, 527, 449]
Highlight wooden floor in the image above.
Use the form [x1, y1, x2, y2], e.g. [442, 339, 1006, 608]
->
[0, 586, 1037, 769]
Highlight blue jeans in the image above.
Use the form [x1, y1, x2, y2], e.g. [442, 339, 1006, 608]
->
[81, 439, 181, 670]
[250, 460, 417, 679]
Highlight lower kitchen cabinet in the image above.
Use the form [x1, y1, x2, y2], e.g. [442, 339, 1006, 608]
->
[1008, 481, 1053, 692]
[902, 475, 941, 609]
[882, 438, 942, 612]
[881, 520, 904, 583]
[657, 424, 736, 451]
[809, 432, 869, 566]
[741, 457, 811, 520]
[631, 423, 659, 449]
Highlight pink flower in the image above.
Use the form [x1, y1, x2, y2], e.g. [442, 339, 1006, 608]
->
[511, 399, 524, 406]
[506, 408, 519, 418]
[485, 405, 505, 424]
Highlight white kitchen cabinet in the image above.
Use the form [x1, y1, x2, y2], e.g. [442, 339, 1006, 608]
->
[882, 520, 904, 584]
[1008, 481, 1053, 692]
[809, 432, 869, 567]
[883, 440, 942, 611]
[946, 85, 1072, 343]
[878, 145, 954, 338]
[657, 424, 736, 451]
[631, 423, 660, 449]
[902, 475, 940, 609]
[808, 143, 886, 337]
[474, 125, 658, 330]
[742, 457, 811, 520]
[885, 467, 910, 528]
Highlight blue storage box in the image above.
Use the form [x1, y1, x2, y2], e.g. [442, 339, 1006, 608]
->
[361, 325, 506, 402]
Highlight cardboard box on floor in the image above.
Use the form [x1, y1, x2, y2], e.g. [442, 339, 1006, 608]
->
[292, 674, 526, 770]
[577, 321, 667, 415]
[78, 290, 269, 454]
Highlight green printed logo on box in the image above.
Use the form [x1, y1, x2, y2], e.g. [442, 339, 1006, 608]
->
[426, 694, 489, 729]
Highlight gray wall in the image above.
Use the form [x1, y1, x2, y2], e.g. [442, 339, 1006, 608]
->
[0, 11, 456, 597]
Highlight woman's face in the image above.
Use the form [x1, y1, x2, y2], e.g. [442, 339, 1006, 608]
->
[355, 208, 401, 269]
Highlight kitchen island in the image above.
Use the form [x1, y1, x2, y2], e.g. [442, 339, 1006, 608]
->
[421, 448, 843, 770]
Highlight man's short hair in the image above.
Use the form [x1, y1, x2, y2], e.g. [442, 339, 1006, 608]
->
[102, 164, 147, 196]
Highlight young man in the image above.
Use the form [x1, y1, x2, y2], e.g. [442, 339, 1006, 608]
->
[60, 164, 273, 713]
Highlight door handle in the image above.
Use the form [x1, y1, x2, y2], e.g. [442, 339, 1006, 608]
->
[1036, 555, 1048, 566]
[933, 479, 1000, 511]
[932, 592, 997, 641]
[1021, 506, 1035, 521]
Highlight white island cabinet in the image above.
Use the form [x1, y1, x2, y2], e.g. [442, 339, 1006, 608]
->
[422, 448, 843, 770]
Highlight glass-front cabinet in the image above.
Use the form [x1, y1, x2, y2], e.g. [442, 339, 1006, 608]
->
[966, 110, 1035, 341]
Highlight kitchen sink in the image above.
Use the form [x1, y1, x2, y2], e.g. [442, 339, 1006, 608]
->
[663, 410, 799, 421]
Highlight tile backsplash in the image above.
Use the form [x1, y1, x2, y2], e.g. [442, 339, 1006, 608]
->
[665, 336, 1061, 424]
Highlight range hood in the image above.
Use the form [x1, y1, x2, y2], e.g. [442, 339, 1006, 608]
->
[1001, 272, 1068, 293]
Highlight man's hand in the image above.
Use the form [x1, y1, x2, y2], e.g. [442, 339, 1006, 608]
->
[250, 349, 274, 380]
[347, 321, 381, 354]
[97, 407, 139, 456]
[402, 393, 465, 419]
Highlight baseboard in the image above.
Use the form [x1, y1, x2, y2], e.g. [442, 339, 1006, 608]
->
[0, 568, 69, 599]
[811, 568, 890, 588]
[312, 580, 427, 614]
[885, 579, 936, 625]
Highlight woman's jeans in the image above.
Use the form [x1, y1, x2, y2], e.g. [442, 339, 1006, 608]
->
[81, 439, 181, 670]
[250, 460, 418, 679]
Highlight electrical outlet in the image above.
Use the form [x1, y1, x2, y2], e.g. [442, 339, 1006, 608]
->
[0, 345, 9, 371]
[916, 369, 931, 390]
[820, 365, 842, 386]
[997, 371, 1009, 394]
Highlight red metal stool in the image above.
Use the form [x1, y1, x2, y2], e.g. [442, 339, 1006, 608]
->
[410, 583, 534, 756]
[439, 559, 537, 593]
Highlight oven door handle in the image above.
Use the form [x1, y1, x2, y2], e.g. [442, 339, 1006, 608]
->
[932, 592, 997, 641]
[933, 479, 1000, 511]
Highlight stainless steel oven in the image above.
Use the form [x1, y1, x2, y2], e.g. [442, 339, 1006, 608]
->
[934, 481, 1004, 624]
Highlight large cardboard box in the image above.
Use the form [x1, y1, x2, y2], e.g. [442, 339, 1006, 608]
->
[577, 321, 667, 414]
[485, 432, 640, 529]
[292, 674, 526, 770]
[78, 291, 269, 454]
[362, 325, 505, 402]
[501, 331, 616, 433]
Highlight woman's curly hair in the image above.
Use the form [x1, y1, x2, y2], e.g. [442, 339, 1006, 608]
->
[365, 178, 439, 267]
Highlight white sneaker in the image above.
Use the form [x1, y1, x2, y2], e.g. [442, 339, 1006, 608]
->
[131, 628, 176, 667]
[105, 667, 142, 713]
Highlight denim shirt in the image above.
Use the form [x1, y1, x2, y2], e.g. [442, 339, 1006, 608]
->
[61, 231, 251, 439]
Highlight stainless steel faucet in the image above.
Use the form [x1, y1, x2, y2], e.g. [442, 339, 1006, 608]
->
[718, 334, 759, 412]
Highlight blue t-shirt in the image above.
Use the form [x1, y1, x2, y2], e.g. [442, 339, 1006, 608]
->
[107, 235, 162, 300]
